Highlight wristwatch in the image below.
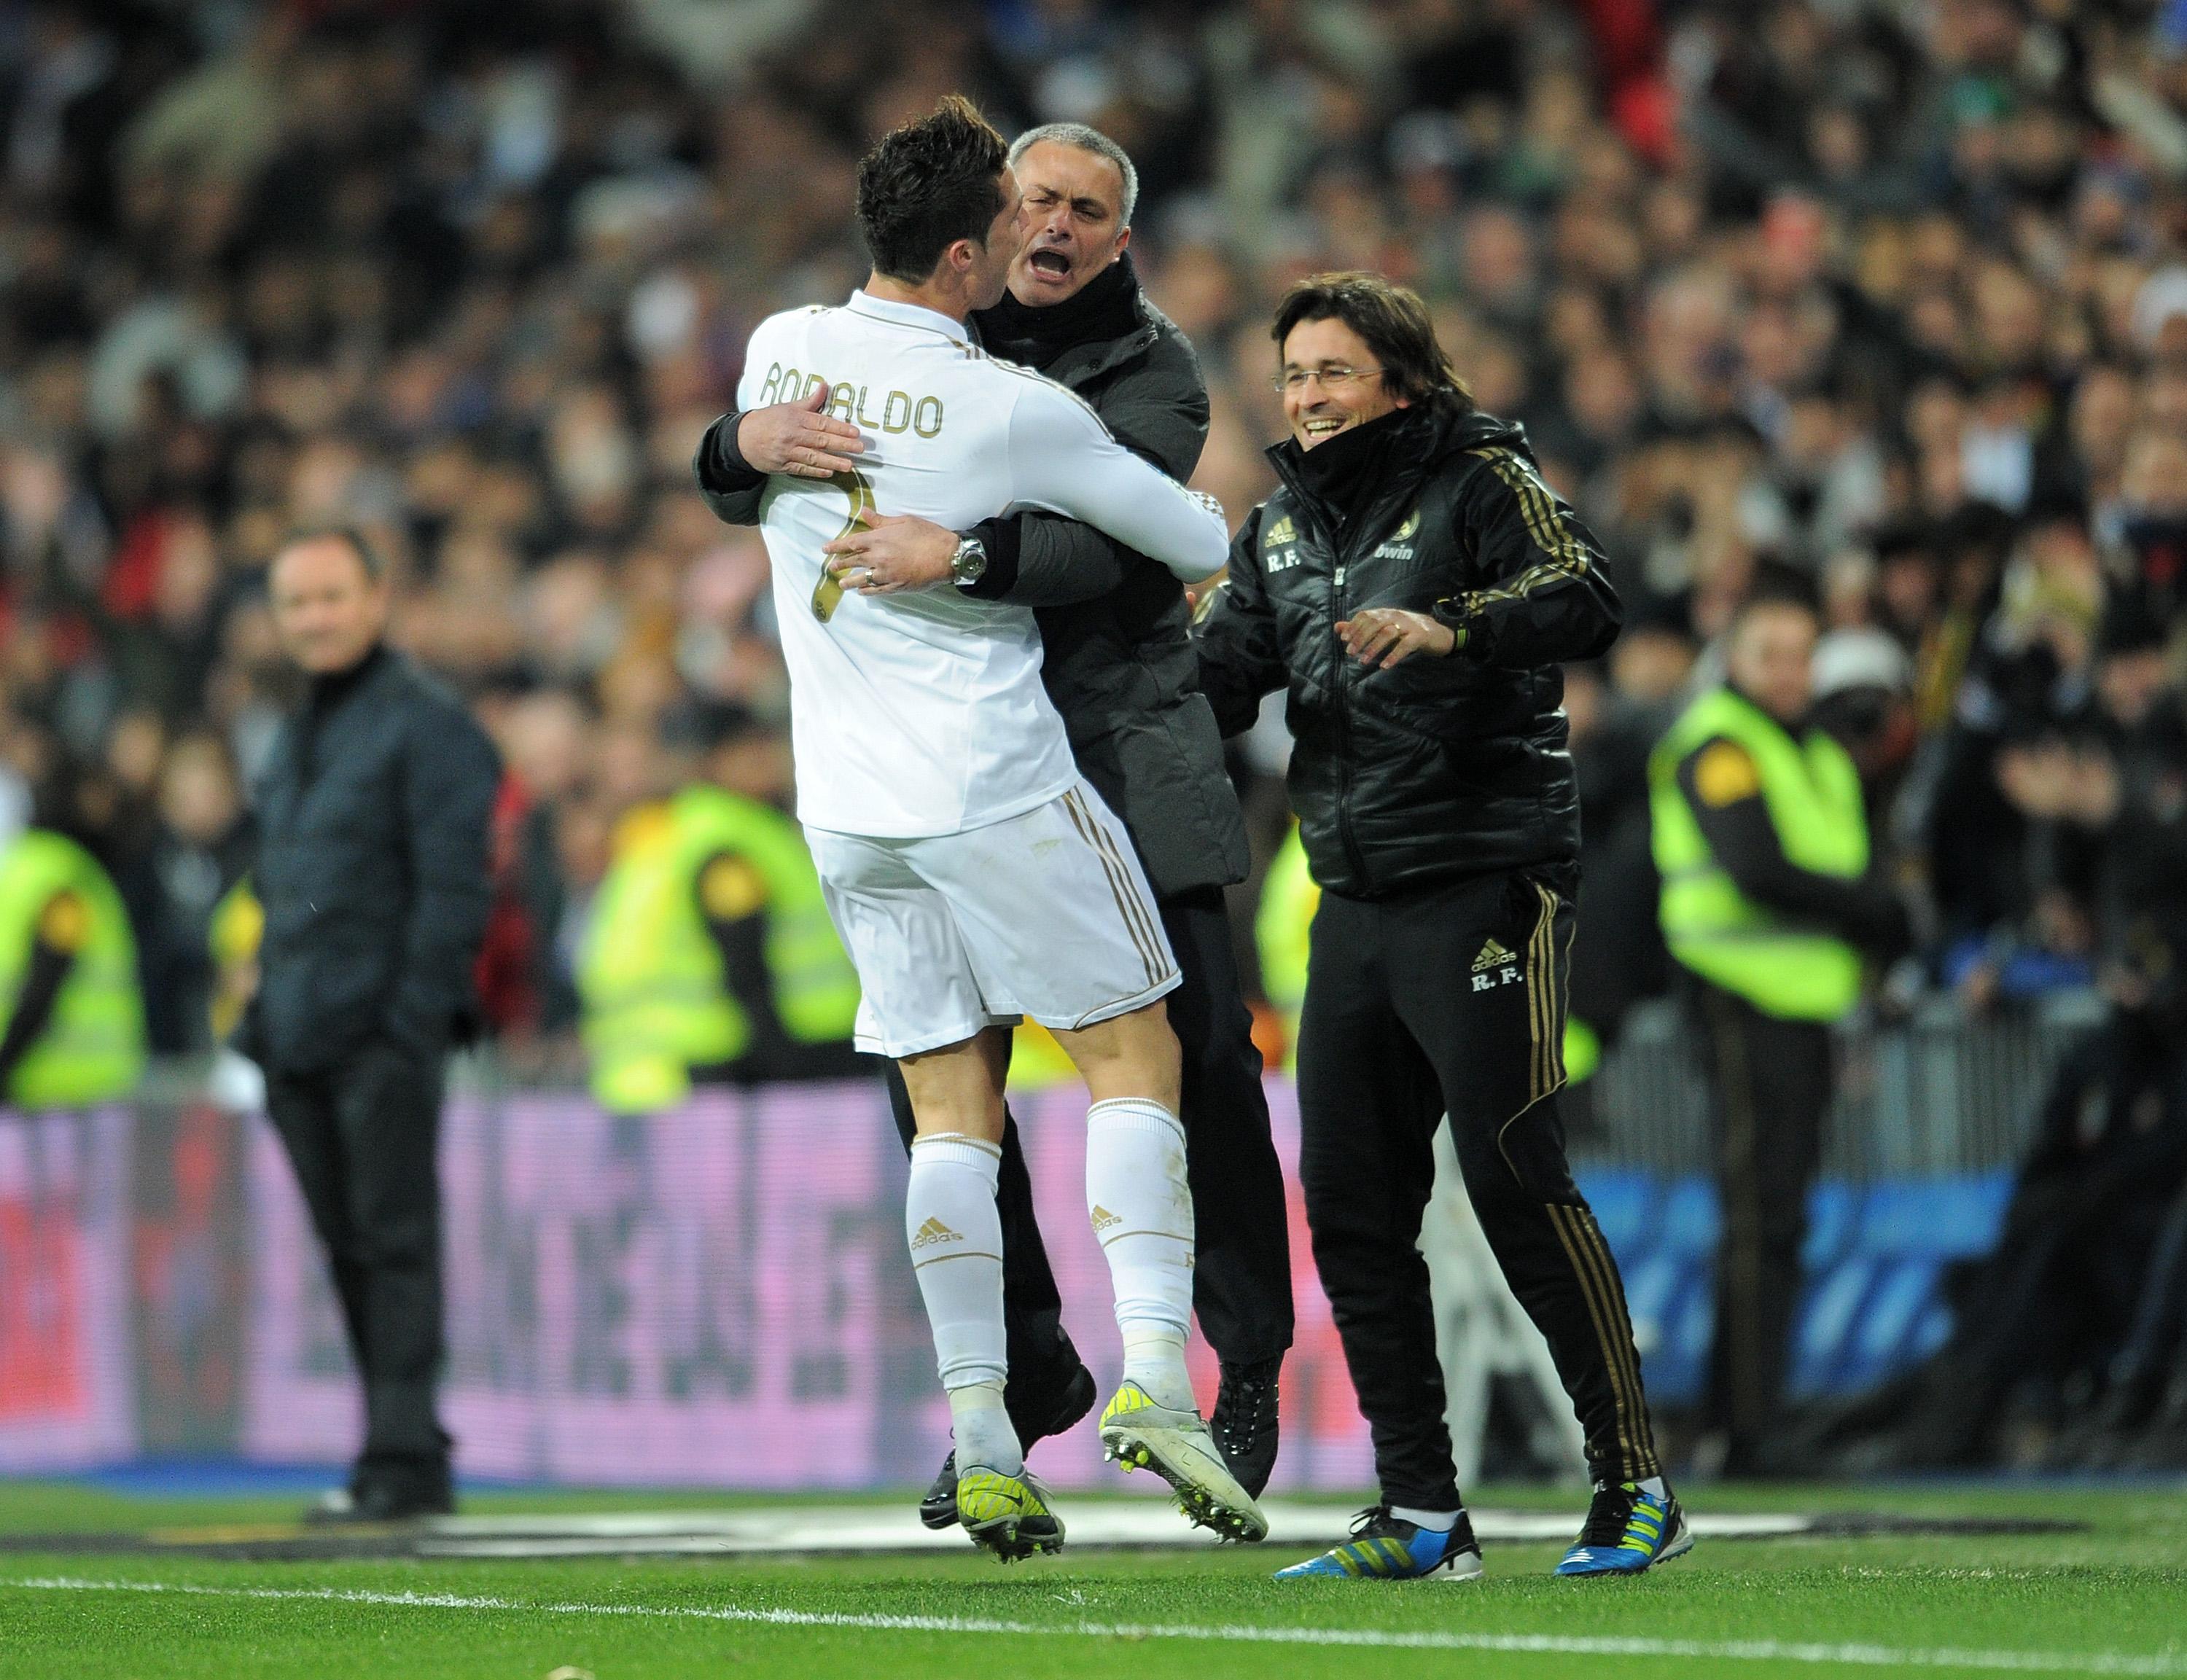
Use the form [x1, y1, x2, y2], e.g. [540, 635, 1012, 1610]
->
[950, 534, 989, 587]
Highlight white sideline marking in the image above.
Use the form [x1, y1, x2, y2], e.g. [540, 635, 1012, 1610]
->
[7, 1574, 2184, 1675]
[404, 1501, 1812, 1558]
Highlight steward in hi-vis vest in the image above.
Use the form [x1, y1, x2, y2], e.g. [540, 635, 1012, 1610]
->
[0, 828, 145, 1109]
[1647, 589, 1909, 1477]
[580, 707, 862, 1115]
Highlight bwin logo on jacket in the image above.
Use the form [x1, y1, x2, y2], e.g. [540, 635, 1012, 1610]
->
[1373, 507, 1423, 560]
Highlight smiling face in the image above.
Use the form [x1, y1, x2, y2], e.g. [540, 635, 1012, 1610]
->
[1279, 316, 1407, 450]
[1009, 139, 1130, 306]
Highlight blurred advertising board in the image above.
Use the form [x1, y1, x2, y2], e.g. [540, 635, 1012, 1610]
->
[1, 1077, 1379, 1490]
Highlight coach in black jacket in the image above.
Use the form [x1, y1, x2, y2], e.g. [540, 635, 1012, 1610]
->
[1196, 273, 1685, 1577]
[696, 125, 1293, 1515]
[246, 527, 499, 1522]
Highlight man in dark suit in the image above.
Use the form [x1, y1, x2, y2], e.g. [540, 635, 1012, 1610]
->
[245, 527, 499, 1521]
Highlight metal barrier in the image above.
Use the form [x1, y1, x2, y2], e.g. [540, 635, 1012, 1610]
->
[1585, 992, 2102, 1179]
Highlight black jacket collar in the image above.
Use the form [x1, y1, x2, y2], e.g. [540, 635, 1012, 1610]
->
[306, 641, 389, 716]
[973, 252, 1150, 377]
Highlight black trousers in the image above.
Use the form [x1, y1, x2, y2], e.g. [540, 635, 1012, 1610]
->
[1687, 978, 1831, 1463]
[1297, 868, 1660, 1509]
[265, 1039, 451, 1475]
[887, 888, 1294, 1434]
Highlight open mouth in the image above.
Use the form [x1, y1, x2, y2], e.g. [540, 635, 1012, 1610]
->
[1027, 249, 1072, 279]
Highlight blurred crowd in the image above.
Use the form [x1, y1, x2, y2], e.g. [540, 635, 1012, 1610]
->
[5, 0, 2187, 1463]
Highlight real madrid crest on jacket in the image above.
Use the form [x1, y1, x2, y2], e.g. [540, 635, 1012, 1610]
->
[1195, 396, 1621, 900]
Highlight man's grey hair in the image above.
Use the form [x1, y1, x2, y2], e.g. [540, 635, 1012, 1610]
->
[1007, 122, 1139, 230]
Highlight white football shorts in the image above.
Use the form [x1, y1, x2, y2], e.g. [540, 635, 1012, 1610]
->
[806, 778, 1180, 1058]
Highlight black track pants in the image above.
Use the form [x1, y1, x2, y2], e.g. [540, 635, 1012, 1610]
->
[1295, 869, 1661, 1509]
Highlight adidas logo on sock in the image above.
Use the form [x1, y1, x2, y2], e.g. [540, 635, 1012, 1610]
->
[1090, 1205, 1121, 1232]
[1473, 938, 1516, 973]
[910, 1216, 962, 1249]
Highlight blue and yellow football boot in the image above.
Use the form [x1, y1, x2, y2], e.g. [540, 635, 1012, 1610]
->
[1274, 1507, 1485, 1581]
[1100, 1380, 1268, 1542]
[955, 1466, 1064, 1563]
[1556, 1482, 1693, 1576]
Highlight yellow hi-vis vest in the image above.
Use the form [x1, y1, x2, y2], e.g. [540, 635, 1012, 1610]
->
[0, 830, 146, 1107]
[580, 785, 859, 1114]
[1255, 824, 1318, 1068]
[1648, 685, 1868, 1023]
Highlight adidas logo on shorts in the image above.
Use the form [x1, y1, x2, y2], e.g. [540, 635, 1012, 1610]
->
[1473, 939, 1516, 973]
[910, 1216, 962, 1250]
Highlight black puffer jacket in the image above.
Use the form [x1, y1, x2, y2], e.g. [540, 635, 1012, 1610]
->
[1194, 397, 1621, 900]
[695, 257, 1247, 899]
[244, 646, 500, 1072]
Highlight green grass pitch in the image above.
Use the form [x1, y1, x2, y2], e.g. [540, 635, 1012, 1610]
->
[1, 1479, 2182, 1678]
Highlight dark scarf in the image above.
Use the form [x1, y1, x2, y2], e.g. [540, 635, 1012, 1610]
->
[299, 641, 386, 780]
[1290, 404, 1431, 529]
[974, 251, 1145, 372]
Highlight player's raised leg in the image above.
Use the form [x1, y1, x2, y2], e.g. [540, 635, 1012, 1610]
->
[898, 1028, 1064, 1562]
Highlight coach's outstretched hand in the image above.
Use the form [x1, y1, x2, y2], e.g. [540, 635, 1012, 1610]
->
[739, 385, 866, 480]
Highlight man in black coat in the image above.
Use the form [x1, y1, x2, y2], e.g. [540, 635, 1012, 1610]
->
[245, 527, 499, 1520]
[1195, 273, 1685, 1581]
[695, 124, 1294, 1515]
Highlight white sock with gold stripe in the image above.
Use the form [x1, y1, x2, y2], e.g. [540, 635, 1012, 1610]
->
[906, 1134, 1019, 1474]
[1086, 1097, 1196, 1412]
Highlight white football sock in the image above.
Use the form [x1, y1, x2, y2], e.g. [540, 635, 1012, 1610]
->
[1639, 1475, 1669, 1501]
[948, 1380, 1020, 1480]
[1389, 1505, 1459, 1534]
[1085, 1096, 1196, 1412]
[906, 1133, 1021, 1475]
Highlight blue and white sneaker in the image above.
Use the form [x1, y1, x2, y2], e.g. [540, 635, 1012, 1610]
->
[1556, 1482, 1693, 1576]
[1274, 1507, 1484, 1581]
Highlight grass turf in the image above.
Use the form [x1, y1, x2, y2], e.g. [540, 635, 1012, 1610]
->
[0, 1479, 2181, 1679]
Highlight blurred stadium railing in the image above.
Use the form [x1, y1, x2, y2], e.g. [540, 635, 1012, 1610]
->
[0, 999, 2092, 1485]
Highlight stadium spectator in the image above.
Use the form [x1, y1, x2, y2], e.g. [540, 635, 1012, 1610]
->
[136, 727, 251, 1055]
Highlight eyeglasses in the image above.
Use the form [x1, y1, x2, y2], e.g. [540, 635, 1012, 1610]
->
[1274, 364, 1385, 394]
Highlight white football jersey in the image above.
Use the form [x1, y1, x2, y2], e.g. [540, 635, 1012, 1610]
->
[738, 290, 1228, 838]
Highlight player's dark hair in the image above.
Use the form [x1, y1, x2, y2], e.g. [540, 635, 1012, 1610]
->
[854, 95, 1010, 284]
[1271, 271, 1474, 409]
[276, 523, 384, 582]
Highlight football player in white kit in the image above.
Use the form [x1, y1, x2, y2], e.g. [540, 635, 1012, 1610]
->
[698, 96, 1263, 1559]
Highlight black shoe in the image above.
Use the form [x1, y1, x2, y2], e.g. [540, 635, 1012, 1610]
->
[305, 1467, 454, 1525]
[1212, 1356, 1282, 1498]
[919, 1364, 1097, 1531]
